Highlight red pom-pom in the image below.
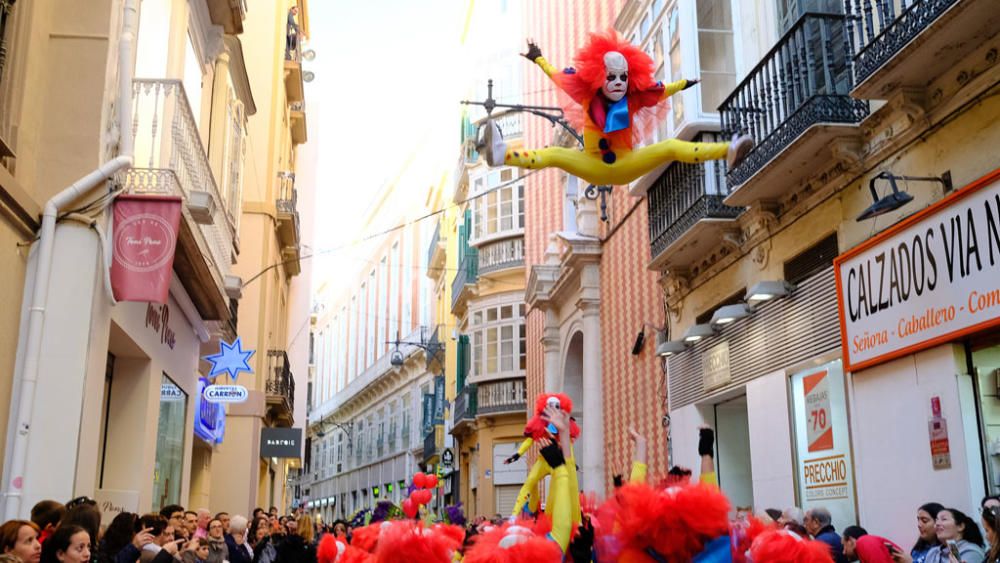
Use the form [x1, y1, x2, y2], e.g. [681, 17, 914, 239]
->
[401, 498, 417, 518]
[413, 472, 427, 489]
[337, 545, 371, 563]
[425, 474, 438, 489]
[463, 520, 563, 563]
[414, 489, 433, 505]
[318, 534, 345, 563]
[372, 521, 457, 563]
[749, 530, 835, 563]
[349, 524, 382, 553]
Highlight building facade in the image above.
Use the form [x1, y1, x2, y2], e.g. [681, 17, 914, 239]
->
[641, 0, 1000, 548]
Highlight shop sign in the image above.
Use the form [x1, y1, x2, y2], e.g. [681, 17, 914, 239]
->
[110, 195, 182, 303]
[928, 396, 951, 470]
[433, 375, 446, 425]
[701, 342, 731, 391]
[94, 489, 139, 526]
[203, 337, 255, 380]
[791, 360, 857, 527]
[835, 168, 1000, 371]
[203, 384, 248, 403]
[160, 383, 185, 402]
[422, 393, 435, 435]
[194, 378, 225, 444]
[260, 427, 302, 458]
[441, 448, 454, 468]
[145, 303, 177, 350]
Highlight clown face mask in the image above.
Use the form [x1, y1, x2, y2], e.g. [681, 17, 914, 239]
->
[602, 51, 628, 101]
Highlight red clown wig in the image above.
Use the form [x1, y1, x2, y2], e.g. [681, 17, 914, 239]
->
[370, 521, 462, 563]
[748, 529, 835, 563]
[463, 518, 562, 563]
[524, 393, 581, 441]
[551, 29, 668, 148]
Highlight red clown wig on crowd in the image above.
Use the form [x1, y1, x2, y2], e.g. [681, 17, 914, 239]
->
[748, 529, 835, 563]
[463, 517, 563, 563]
[551, 29, 668, 148]
[523, 393, 580, 441]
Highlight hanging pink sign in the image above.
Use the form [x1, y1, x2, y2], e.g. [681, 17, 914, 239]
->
[110, 195, 182, 303]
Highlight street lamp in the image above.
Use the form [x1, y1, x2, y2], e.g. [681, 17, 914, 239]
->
[462, 79, 616, 222]
[856, 170, 952, 221]
[387, 327, 445, 368]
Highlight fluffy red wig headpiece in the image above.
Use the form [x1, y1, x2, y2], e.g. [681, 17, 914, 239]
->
[370, 521, 460, 563]
[318, 534, 347, 563]
[550, 29, 668, 148]
[748, 530, 835, 563]
[463, 518, 562, 563]
[524, 393, 581, 441]
[349, 524, 382, 553]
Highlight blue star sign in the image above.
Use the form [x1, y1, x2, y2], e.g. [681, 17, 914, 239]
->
[204, 337, 254, 380]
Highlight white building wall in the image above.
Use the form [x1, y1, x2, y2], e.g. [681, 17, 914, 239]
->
[746, 370, 796, 512]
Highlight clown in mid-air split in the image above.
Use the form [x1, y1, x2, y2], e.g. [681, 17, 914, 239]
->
[478, 31, 754, 187]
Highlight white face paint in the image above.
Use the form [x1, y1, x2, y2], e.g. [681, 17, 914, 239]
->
[602, 51, 628, 102]
[546, 396, 562, 410]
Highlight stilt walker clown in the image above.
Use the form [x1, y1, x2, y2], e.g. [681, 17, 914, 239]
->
[479, 31, 754, 186]
[505, 394, 581, 522]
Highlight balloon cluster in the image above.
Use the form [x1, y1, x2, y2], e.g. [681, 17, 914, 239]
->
[401, 471, 438, 518]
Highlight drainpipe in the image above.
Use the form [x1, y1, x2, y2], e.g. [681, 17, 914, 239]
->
[2, 0, 138, 520]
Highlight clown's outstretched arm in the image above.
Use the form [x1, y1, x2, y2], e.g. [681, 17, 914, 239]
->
[698, 426, 718, 486]
[505, 437, 534, 464]
[521, 40, 583, 103]
[628, 427, 648, 484]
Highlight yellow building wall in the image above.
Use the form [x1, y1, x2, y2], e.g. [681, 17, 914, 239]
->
[456, 415, 525, 519]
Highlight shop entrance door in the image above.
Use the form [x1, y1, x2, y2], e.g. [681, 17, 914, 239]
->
[714, 395, 754, 510]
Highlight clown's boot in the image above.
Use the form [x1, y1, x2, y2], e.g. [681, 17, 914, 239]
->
[727, 133, 754, 169]
[477, 119, 507, 167]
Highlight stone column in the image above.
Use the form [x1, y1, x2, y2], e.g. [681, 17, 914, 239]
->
[578, 296, 604, 496]
[542, 308, 561, 391]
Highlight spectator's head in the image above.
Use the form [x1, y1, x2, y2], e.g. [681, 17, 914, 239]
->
[159, 505, 185, 533]
[252, 509, 264, 522]
[99, 513, 138, 558]
[229, 516, 248, 540]
[194, 538, 209, 562]
[937, 508, 985, 547]
[981, 505, 1000, 558]
[196, 510, 211, 531]
[269, 508, 278, 518]
[251, 518, 269, 544]
[207, 519, 225, 541]
[915, 502, 945, 548]
[60, 505, 100, 553]
[803, 508, 832, 537]
[0, 520, 41, 563]
[138, 514, 170, 546]
[983, 496, 1000, 510]
[296, 516, 313, 544]
[779, 507, 804, 527]
[332, 520, 348, 538]
[841, 525, 868, 559]
[214, 513, 230, 535]
[30, 502, 65, 536]
[184, 512, 198, 536]
[41, 525, 89, 563]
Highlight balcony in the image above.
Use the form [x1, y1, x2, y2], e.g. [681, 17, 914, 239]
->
[476, 379, 526, 417]
[276, 172, 301, 276]
[266, 350, 296, 426]
[426, 220, 446, 277]
[478, 237, 524, 275]
[450, 252, 478, 314]
[451, 384, 478, 434]
[289, 101, 307, 145]
[284, 44, 305, 104]
[847, 0, 1000, 99]
[422, 425, 444, 462]
[648, 144, 743, 270]
[122, 79, 236, 322]
[719, 13, 869, 206]
[206, 0, 246, 34]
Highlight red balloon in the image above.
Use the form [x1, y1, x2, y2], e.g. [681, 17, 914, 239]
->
[425, 474, 438, 489]
[415, 489, 433, 505]
[402, 498, 417, 518]
[413, 472, 427, 489]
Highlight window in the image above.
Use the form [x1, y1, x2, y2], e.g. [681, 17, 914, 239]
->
[367, 270, 376, 366]
[349, 296, 358, 378]
[377, 408, 385, 458]
[389, 243, 400, 340]
[667, 5, 684, 126]
[379, 257, 388, 353]
[183, 35, 204, 130]
[222, 92, 246, 226]
[336, 431, 344, 464]
[468, 299, 526, 380]
[355, 421, 364, 464]
[153, 374, 187, 512]
[470, 168, 524, 242]
[696, 0, 736, 113]
[401, 393, 412, 449]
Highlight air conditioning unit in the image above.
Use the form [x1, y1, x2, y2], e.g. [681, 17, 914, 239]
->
[224, 275, 243, 299]
[187, 190, 216, 224]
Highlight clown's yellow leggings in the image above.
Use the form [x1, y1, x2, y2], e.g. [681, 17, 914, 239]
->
[505, 138, 729, 186]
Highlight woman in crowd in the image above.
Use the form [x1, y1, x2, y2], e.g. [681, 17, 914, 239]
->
[908, 503, 945, 563]
[41, 526, 90, 563]
[981, 504, 1000, 563]
[329, 521, 347, 542]
[0, 521, 41, 563]
[248, 519, 268, 549]
[224, 516, 252, 563]
[204, 520, 227, 563]
[275, 516, 315, 563]
[926, 508, 985, 563]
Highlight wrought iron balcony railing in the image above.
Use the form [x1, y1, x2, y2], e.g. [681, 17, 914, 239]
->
[478, 237, 524, 275]
[422, 427, 439, 461]
[477, 379, 527, 416]
[123, 80, 236, 290]
[648, 139, 742, 261]
[266, 349, 296, 421]
[450, 252, 478, 310]
[719, 13, 869, 189]
[452, 383, 478, 428]
[847, 0, 959, 87]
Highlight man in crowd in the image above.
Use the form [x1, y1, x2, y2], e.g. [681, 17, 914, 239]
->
[842, 525, 903, 563]
[29, 500, 65, 545]
[215, 513, 230, 536]
[138, 514, 181, 563]
[184, 511, 198, 539]
[224, 516, 253, 563]
[160, 505, 188, 541]
[194, 509, 212, 539]
[805, 507, 848, 563]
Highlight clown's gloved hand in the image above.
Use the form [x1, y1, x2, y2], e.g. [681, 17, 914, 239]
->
[698, 427, 715, 457]
[539, 440, 566, 469]
[682, 78, 700, 90]
[568, 516, 595, 562]
[522, 40, 542, 62]
[504, 453, 521, 465]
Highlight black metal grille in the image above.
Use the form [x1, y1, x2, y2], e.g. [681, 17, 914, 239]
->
[719, 13, 869, 190]
[647, 134, 742, 261]
[846, 0, 959, 86]
[784, 232, 839, 285]
[266, 349, 295, 417]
